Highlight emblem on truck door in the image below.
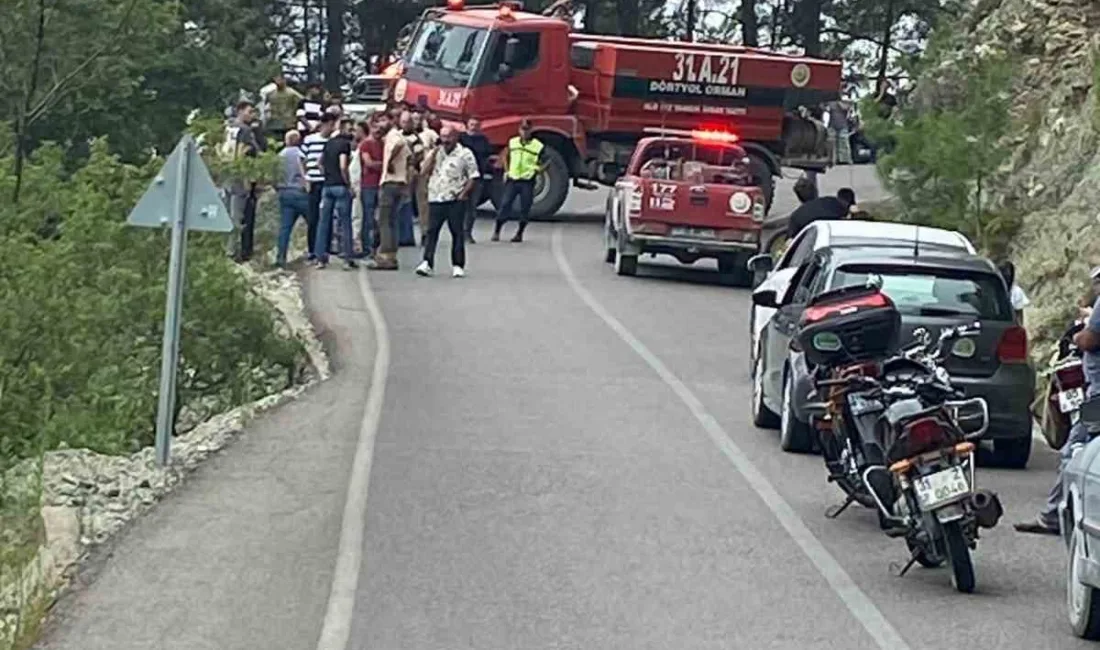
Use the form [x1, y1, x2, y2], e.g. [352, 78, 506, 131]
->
[790, 64, 811, 88]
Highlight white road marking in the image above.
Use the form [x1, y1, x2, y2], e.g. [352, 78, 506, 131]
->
[315, 270, 391, 650]
[551, 227, 911, 650]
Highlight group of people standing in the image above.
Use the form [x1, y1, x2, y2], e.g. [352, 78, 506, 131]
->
[269, 106, 546, 277]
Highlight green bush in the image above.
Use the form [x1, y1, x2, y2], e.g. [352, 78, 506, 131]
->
[0, 133, 305, 471]
[862, 50, 1020, 257]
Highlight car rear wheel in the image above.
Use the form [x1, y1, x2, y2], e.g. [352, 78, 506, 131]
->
[1069, 525, 1100, 639]
[993, 435, 1032, 469]
[752, 352, 780, 429]
[780, 369, 814, 453]
[603, 215, 617, 264]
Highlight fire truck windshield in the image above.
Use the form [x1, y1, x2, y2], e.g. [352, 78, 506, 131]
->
[406, 20, 488, 86]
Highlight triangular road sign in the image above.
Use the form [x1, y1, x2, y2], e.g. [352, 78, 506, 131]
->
[127, 135, 233, 233]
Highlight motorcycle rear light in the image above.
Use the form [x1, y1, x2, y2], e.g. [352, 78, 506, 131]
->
[905, 417, 948, 449]
[802, 292, 890, 324]
[997, 325, 1028, 363]
[1055, 362, 1085, 389]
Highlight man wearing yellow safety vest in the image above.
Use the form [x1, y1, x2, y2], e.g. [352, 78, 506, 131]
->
[492, 119, 545, 243]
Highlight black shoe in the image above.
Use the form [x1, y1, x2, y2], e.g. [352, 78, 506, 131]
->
[344, 260, 359, 270]
[466, 234, 476, 244]
[491, 231, 501, 242]
[510, 232, 524, 243]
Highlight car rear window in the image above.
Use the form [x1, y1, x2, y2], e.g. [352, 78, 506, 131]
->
[829, 265, 1012, 321]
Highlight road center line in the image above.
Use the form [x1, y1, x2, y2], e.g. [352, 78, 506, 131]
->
[551, 227, 910, 650]
[315, 270, 391, 650]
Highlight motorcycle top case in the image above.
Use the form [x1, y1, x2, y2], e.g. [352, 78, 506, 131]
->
[795, 285, 901, 367]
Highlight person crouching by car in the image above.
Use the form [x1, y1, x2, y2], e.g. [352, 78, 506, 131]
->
[786, 187, 856, 240]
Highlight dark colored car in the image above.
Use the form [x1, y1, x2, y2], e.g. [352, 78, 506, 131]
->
[750, 245, 1036, 467]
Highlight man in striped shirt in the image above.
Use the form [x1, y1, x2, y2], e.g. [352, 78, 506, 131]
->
[302, 113, 335, 261]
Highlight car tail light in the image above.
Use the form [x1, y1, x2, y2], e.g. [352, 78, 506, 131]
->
[802, 292, 890, 324]
[625, 182, 642, 215]
[691, 129, 739, 143]
[905, 417, 949, 450]
[997, 326, 1028, 363]
[1055, 361, 1085, 390]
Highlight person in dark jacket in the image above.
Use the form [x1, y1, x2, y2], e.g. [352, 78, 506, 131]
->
[786, 187, 856, 239]
[459, 116, 493, 244]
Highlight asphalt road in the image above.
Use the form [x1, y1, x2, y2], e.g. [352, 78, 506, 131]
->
[37, 166, 1088, 649]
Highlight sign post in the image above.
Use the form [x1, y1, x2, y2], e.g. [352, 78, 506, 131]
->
[127, 134, 233, 466]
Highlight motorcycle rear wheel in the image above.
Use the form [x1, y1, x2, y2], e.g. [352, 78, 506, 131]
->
[944, 521, 976, 593]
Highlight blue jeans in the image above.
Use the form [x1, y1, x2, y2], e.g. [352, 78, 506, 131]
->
[315, 185, 353, 263]
[398, 196, 416, 246]
[1042, 386, 1100, 526]
[360, 187, 379, 255]
[276, 188, 310, 265]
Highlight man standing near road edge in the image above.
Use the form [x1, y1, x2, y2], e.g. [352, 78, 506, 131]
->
[492, 119, 544, 243]
[359, 117, 385, 260]
[275, 130, 311, 268]
[416, 125, 478, 278]
[225, 99, 260, 262]
[460, 116, 492, 244]
[302, 113, 334, 261]
[371, 110, 414, 271]
[1016, 268, 1100, 535]
[314, 118, 357, 270]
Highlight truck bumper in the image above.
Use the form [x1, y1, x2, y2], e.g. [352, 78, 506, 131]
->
[626, 233, 759, 258]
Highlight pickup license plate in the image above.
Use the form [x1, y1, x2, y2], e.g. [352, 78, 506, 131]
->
[913, 466, 970, 510]
[848, 394, 881, 416]
[1059, 387, 1085, 413]
[669, 227, 716, 239]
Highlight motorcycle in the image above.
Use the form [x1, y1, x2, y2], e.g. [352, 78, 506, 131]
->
[1040, 319, 1087, 450]
[810, 325, 1004, 593]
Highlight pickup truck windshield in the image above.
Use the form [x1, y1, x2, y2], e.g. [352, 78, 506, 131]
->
[406, 20, 487, 86]
[830, 265, 1012, 321]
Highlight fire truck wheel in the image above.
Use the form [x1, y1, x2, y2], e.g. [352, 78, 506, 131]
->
[747, 153, 775, 215]
[532, 146, 570, 219]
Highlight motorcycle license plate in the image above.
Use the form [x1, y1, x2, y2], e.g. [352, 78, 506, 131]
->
[669, 227, 716, 239]
[913, 466, 970, 510]
[1059, 387, 1085, 413]
[848, 394, 881, 416]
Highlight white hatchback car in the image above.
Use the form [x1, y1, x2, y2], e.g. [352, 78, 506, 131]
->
[746, 219, 977, 374]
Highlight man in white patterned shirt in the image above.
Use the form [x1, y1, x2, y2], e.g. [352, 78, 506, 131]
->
[416, 125, 479, 278]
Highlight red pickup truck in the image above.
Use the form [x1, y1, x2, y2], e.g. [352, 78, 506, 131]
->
[604, 130, 766, 285]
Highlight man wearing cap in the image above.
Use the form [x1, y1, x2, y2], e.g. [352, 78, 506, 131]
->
[1017, 267, 1100, 535]
[492, 119, 544, 243]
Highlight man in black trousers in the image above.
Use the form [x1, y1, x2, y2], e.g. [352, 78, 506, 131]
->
[459, 116, 493, 244]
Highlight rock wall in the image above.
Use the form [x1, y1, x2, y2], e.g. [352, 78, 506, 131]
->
[921, 0, 1100, 350]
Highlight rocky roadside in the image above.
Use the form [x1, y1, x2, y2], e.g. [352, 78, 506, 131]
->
[0, 260, 330, 650]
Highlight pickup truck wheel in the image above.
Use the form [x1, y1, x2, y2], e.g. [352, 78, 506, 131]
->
[747, 154, 775, 215]
[604, 220, 617, 264]
[615, 249, 638, 276]
[993, 436, 1032, 469]
[717, 254, 753, 287]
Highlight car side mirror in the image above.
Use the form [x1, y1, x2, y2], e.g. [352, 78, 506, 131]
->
[747, 253, 774, 275]
[752, 289, 778, 309]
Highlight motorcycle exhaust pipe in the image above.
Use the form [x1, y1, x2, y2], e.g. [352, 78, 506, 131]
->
[970, 489, 1004, 529]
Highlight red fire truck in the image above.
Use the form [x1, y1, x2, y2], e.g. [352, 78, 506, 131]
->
[383, 0, 842, 219]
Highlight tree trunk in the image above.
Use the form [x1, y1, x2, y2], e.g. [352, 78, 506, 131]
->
[740, 0, 758, 46]
[581, 0, 597, 31]
[685, 0, 696, 42]
[13, 0, 47, 205]
[615, 0, 637, 35]
[324, 0, 344, 91]
[874, 0, 896, 96]
[800, 0, 822, 57]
